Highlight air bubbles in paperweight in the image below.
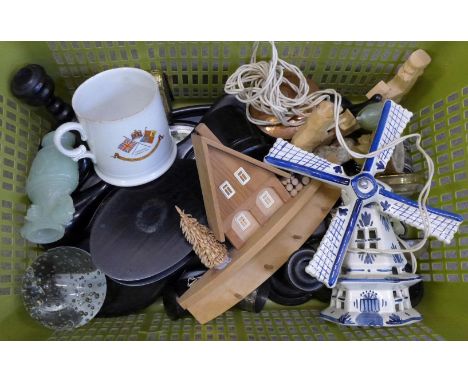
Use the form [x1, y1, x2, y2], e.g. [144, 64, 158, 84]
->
[21, 246, 107, 330]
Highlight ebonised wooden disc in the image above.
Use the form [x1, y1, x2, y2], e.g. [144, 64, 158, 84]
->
[90, 159, 205, 284]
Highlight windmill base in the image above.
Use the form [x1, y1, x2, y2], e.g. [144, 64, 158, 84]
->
[320, 307, 422, 327]
[319, 276, 423, 327]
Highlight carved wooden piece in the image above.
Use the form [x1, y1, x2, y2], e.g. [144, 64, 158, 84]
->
[178, 182, 340, 324]
[291, 101, 358, 152]
[366, 49, 431, 103]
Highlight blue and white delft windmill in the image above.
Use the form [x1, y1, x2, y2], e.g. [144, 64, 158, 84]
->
[265, 100, 463, 327]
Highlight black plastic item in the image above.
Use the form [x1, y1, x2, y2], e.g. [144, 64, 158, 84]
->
[11, 64, 75, 124]
[171, 104, 212, 122]
[77, 158, 93, 187]
[268, 274, 314, 306]
[163, 288, 191, 320]
[163, 266, 207, 320]
[409, 281, 424, 308]
[109, 254, 193, 287]
[71, 180, 113, 226]
[65, 235, 173, 317]
[268, 239, 335, 306]
[314, 285, 333, 303]
[200, 95, 273, 161]
[98, 276, 168, 317]
[285, 248, 323, 293]
[209, 94, 246, 114]
[90, 232, 199, 317]
[90, 159, 205, 285]
[236, 280, 271, 313]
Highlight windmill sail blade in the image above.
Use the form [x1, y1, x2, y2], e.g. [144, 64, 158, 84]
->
[362, 100, 413, 175]
[305, 199, 363, 288]
[378, 188, 463, 244]
[264, 138, 351, 189]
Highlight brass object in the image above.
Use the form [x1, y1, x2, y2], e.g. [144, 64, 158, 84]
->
[375, 173, 426, 197]
[252, 111, 304, 139]
[151, 69, 173, 120]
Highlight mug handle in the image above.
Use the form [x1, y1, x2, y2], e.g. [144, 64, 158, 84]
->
[54, 122, 97, 163]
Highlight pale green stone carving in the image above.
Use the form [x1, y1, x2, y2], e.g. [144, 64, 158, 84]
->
[356, 102, 385, 131]
[21, 131, 79, 244]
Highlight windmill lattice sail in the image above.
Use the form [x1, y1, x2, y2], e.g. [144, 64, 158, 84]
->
[378, 188, 463, 244]
[362, 101, 413, 175]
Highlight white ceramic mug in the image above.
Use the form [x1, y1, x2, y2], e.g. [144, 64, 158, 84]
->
[54, 67, 176, 187]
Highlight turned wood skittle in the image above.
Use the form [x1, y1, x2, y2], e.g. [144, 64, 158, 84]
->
[366, 49, 431, 103]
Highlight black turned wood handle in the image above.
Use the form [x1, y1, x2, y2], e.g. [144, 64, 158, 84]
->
[11, 64, 75, 124]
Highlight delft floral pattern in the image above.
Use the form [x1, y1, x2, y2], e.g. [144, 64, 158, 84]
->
[359, 291, 380, 313]
[380, 214, 391, 232]
[386, 314, 403, 325]
[359, 252, 376, 264]
[358, 211, 373, 227]
[338, 313, 354, 325]
[391, 243, 404, 264]
[380, 200, 391, 211]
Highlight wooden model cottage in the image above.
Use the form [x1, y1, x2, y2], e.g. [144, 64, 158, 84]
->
[192, 125, 290, 249]
[178, 124, 340, 324]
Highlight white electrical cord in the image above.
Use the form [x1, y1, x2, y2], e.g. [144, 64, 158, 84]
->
[226, 41, 434, 257]
[398, 238, 418, 274]
[225, 41, 330, 126]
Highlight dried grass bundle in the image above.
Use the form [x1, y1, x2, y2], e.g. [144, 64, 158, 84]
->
[175, 206, 229, 269]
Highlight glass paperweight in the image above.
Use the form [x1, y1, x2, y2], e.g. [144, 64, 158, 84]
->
[22, 247, 107, 330]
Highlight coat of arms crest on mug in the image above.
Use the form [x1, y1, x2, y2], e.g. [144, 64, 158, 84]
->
[113, 127, 164, 161]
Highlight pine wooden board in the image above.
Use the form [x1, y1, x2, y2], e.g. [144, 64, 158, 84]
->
[178, 182, 340, 324]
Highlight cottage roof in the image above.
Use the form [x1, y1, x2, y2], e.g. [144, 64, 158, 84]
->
[192, 127, 289, 242]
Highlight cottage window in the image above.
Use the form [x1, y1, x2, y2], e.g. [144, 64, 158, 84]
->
[219, 181, 235, 199]
[259, 190, 275, 208]
[234, 167, 250, 185]
[235, 212, 251, 231]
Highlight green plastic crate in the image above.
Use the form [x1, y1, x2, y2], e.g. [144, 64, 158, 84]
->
[0, 41, 466, 341]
